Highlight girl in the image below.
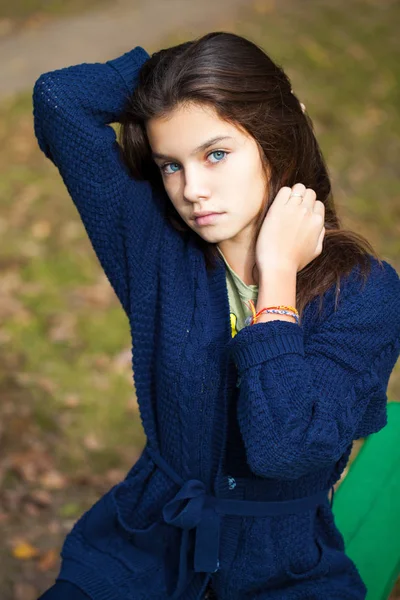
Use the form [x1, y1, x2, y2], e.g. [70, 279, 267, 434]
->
[34, 32, 400, 600]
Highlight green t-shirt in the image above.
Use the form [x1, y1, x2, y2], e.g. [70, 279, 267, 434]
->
[217, 247, 259, 338]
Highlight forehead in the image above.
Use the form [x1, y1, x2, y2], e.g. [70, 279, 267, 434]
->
[146, 102, 247, 153]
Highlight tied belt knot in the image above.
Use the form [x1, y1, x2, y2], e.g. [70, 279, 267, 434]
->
[112, 445, 333, 600]
[162, 477, 222, 578]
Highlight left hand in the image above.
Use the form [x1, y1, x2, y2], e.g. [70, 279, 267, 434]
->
[255, 183, 326, 274]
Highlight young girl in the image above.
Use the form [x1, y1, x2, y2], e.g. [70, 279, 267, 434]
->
[34, 32, 400, 600]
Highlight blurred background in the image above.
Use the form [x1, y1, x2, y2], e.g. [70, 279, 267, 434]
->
[0, 0, 399, 598]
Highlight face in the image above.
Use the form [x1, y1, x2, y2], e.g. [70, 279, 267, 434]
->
[146, 102, 268, 255]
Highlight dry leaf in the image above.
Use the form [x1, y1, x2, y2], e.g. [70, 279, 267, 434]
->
[83, 433, 103, 451]
[9, 449, 54, 483]
[24, 502, 41, 517]
[39, 470, 67, 490]
[38, 548, 59, 572]
[12, 541, 40, 560]
[31, 220, 52, 239]
[63, 393, 81, 408]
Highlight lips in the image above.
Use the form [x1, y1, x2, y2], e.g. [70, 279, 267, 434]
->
[193, 212, 220, 218]
[194, 212, 224, 226]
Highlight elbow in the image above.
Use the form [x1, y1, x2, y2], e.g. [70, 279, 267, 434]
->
[33, 74, 50, 107]
[246, 449, 330, 481]
[33, 73, 59, 113]
[33, 70, 74, 116]
[246, 446, 306, 481]
[244, 428, 342, 481]
[32, 75, 61, 161]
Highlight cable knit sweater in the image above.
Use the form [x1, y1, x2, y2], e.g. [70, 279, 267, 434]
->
[32, 46, 400, 600]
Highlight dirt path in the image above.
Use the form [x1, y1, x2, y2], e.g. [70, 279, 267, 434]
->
[0, 0, 250, 100]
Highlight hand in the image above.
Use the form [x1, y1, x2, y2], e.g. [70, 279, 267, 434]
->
[255, 183, 326, 274]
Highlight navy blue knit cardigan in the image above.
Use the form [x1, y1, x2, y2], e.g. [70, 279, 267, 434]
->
[33, 46, 400, 600]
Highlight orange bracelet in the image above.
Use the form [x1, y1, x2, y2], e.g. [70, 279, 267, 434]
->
[245, 300, 299, 325]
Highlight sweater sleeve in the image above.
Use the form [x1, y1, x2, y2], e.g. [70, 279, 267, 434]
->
[226, 257, 400, 480]
[32, 47, 153, 316]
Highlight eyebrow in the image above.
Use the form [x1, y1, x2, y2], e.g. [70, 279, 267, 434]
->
[151, 135, 234, 161]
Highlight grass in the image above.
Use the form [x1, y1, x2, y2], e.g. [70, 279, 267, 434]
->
[0, 91, 145, 479]
[0, 0, 110, 27]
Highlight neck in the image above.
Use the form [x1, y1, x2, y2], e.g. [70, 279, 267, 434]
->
[217, 241, 259, 286]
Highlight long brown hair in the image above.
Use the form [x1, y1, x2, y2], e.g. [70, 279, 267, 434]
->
[118, 31, 383, 321]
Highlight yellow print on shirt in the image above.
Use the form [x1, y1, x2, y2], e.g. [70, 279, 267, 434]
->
[230, 312, 238, 338]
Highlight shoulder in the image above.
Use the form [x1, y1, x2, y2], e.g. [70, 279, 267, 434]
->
[303, 255, 400, 338]
[337, 255, 399, 310]
[316, 255, 400, 340]
[297, 256, 400, 384]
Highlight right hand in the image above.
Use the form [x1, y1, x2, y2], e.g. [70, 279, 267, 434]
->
[255, 183, 326, 274]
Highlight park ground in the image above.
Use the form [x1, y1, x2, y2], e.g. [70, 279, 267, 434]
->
[0, 0, 399, 598]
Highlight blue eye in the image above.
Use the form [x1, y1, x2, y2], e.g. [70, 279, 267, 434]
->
[208, 150, 227, 163]
[160, 150, 228, 176]
[161, 163, 180, 175]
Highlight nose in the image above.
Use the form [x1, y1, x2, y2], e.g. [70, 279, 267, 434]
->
[183, 164, 211, 203]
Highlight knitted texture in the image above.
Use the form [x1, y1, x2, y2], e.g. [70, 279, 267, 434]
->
[33, 47, 400, 600]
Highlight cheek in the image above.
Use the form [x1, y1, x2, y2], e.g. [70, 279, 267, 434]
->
[163, 179, 181, 204]
[168, 194, 187, 221]
[228, 170, 264, 211]
[227, 153, 263, 189]
[247, 162, 268, 206]
[160, 179, 177, 205]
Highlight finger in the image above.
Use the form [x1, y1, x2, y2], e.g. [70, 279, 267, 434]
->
[316, 226, 326, 253]
[301, 188, 317, 209]
[312, 200, 325, 218]
[283, 183, 307, 204]
[274, 186, 294, 203]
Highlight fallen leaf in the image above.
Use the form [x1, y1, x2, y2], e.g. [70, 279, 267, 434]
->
[39, 470, 67, 490]
[12, 541, 40, 560]
[84, 433, 103, 450]
[24, 502, 41, 517]
[28, 490, 51, 506]
[63, 393, 80, 408]
[38, 548, 59, 572]
[31, 220, 52, 239]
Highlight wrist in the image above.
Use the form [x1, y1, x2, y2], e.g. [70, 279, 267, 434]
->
[257, 264, 298, 287]
[257, 257, 297, 275]
[106, 46, 150, 91]
[254, 310, 298, 324]
[255, 265, 297, 322]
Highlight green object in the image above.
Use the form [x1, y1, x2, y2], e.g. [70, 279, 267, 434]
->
[332, 402, 400, 600]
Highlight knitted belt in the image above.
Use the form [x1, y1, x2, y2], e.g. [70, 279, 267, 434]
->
[113, 445, 333, 600]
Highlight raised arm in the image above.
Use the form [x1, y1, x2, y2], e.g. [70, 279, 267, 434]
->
[32, 47, 159, 316]
[227, 257, 400, 480]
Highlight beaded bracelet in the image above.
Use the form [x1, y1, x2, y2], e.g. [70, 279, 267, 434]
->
[244, 300, 300, 326]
